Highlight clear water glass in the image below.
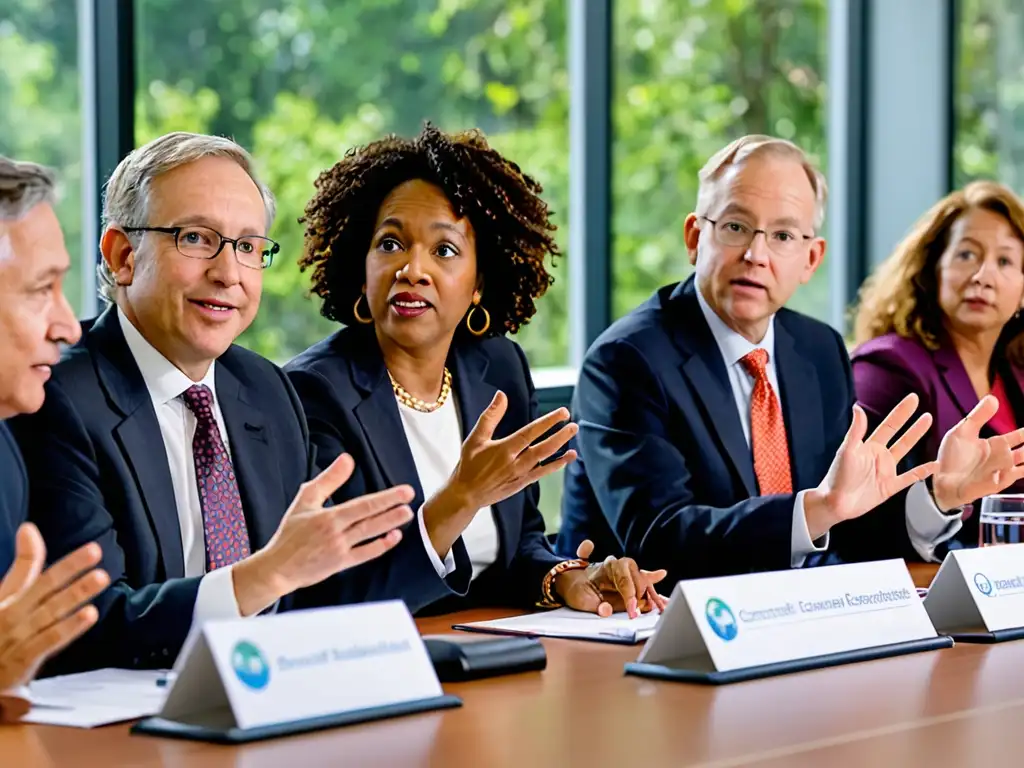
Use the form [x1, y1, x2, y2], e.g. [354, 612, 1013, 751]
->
[978, 494, 1024, 547]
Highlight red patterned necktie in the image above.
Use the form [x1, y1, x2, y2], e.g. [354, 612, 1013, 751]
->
[181, 384, 251, 570]
[739, 349, 793, 495]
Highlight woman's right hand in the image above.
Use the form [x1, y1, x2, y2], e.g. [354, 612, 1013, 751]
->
[423, 391, 578, 555]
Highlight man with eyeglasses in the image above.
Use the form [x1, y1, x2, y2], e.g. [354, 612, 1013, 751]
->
[9, 133, 422, 674]
[557, 135, 1023, 586]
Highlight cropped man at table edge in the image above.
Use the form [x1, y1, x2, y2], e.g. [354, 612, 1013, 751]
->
[0, 156, 110, 707]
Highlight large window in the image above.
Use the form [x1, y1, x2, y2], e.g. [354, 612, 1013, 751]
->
[135, 0, 570, 529]
[611, 0, 829, 321]
[954, 0, 1024, 190]
[0, 0, 84, 312]
[135, 0, 570, 369]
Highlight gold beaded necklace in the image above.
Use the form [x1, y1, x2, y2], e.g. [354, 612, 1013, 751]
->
[388, 368, 453, 413]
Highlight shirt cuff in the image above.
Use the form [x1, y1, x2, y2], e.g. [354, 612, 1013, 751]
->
[905, 480, 963, 562]
[418, 504, 456, 577]
[192, 566, 243, 628]
[792, 489, 830, 568]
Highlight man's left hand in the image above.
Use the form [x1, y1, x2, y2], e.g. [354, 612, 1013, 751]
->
[932, 395, 1024, 512]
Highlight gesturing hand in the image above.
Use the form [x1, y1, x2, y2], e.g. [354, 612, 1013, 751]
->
[0, 524, 109, 694]
[805, 394, 938, 540]
[447, 391, 578, 511]
[233, 454, 414, 616]
[931, 395, 1024, 512]
[423, 391, 579, 559]
[554, 539, 669, 619]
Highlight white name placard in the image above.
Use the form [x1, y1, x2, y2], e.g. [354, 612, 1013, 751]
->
[638, 560, 941, 676]
[160, 601, 447, 731]
[924, 544, 1024, 636]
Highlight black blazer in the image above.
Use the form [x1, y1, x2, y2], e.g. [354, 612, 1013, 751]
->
[556, 277, 914, 587]
[285, 326, 563, 612]
[0, 422, 27, 575]
[7, 307, 449, 674]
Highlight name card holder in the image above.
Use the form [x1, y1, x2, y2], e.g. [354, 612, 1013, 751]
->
[924, 544, 1024, 643]
[132, 601, 460, 744]
[625, 560, 950, 685]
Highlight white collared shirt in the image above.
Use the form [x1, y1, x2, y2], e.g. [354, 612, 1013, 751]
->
[694, 283, 960, 564]
[117, 309, 243, 625]
[401, 394, 500, 581]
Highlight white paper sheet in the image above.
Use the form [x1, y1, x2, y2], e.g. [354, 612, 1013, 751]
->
[23, 668, 169, 728]
[454, 607, 661, 644]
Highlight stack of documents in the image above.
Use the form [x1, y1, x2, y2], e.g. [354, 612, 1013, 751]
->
[453, 607, 661, 645]
[24, 669, 169, 728]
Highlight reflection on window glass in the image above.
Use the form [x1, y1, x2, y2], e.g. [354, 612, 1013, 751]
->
[954, 0, 1024, 190]
[0, 2, 83, 314]
[612, 0, 829, 322]
[135, 0, 570, 369]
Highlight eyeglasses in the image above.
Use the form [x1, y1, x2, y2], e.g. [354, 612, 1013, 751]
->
[122, 225, 279, 270]
[702, 216, 813, 258]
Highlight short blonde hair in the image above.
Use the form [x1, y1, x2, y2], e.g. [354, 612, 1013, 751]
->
[98, 132, 275, 301]
[853, 180, 1024, 365]
[696, 135, 828, 232]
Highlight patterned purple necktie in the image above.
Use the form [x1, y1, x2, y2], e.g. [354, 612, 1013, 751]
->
[181, 384, 251, 571]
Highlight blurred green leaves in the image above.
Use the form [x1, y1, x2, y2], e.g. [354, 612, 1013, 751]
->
[4, 0, 1010, 367]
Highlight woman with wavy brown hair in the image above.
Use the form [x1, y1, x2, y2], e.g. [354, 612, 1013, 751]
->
[851, 180, 1024, 549]
[285, 124, 667, 616]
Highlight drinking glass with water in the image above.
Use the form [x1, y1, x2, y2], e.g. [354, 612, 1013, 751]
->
[978, 494, 1024, 546]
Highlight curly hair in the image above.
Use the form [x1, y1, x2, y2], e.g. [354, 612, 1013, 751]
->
[298, 123, 560, 337]
[852, 180, 1024, 366]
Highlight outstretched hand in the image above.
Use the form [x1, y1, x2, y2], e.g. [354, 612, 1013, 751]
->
[233, 454, 415, 616]
[424, 391, 579, 558]
[449, 391, 578, 511]
[0, 524, 109, 695]
[931, 395, 1024, 511]
[805, 394, 937, 540]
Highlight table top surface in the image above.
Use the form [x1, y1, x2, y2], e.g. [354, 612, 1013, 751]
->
[10, 560, 1015, 768]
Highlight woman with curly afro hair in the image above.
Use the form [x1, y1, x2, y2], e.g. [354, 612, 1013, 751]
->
[851, 181, 1024, 551]
[285, 124, 667, 616]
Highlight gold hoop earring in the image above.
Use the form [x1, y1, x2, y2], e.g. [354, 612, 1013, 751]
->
[353, 294, 373, 325]
[466, 304, 491, 337]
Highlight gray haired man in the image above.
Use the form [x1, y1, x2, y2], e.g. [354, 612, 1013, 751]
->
[0, 156, 108, 706]
[9, 133, 420, 674]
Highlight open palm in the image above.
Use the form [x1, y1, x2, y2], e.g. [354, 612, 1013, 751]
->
[932, 395, 1024, 511]
[818, 394, 938, 523]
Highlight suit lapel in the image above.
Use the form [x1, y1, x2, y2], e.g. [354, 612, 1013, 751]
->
[215, 359, 282, 549]
[774, 320, 824, 491]
[349, 335, 426, 509]
[90, 307, 185, 578]
[669, 280, 758, 496]
[934, 342, 980, 421]
[450, 344, 515, 567]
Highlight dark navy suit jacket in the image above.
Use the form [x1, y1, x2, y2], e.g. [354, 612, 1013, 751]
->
[557, 277, 915, 587]
[7, 307, 455, 673]
[852, 331, 1024, 549]
[285, 325, 563, 612]
[0, 422, 27, 576]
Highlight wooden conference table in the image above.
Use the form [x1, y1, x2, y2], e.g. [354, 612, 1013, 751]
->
[13, 562, 1024, 768]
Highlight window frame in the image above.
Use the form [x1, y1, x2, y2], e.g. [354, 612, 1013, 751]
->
[81, 0, 959, 407]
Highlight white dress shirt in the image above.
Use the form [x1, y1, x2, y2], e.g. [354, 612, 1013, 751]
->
[694, 285, 961, 565]
[117, 309, 244, 625]
[401, 393, 500, 580]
